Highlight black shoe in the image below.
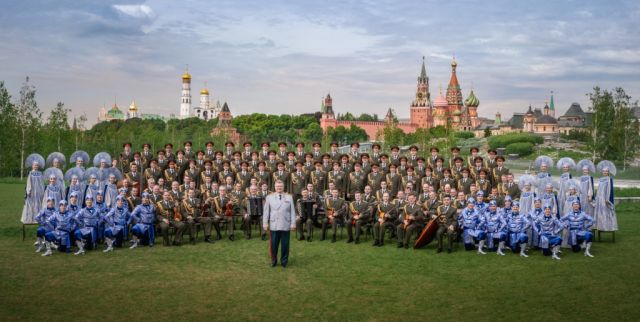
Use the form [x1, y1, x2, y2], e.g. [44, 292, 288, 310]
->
[246, 235, 251, 240]
[190, 238, 196, 245]
[447, 248, 452, 253]
[204, 236, 213, 243]
[347, 238, 354, 244]
[397, 243, 403, 248]
[331, 236, 336, 243]
[216, 234, 222, 241]
[298, 236, 305, 241]
[261, 234, 267, 241]
[228, 235, 235, 241]
[355, 239, 360, 244]
[404, 244, 409, 249]
[373, 241, 379, 246]
[307, 236, 312, 242]
[172, 241, 180, 246]
[378, 241, 384, 247]
[271, 261, 277, 267]
[281, 263, 287, 268]
[437, 248, 442, 253]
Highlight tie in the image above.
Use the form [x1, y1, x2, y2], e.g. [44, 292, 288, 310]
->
[279, 194, 282, 200]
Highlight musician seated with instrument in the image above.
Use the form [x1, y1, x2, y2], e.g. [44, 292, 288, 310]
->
[209, 186, 240, 241]
[347, 191, 372, 244]
[156, 191, 186, 246]
[396, 194, 425, 249]
[373, 192, 397, 247]
[296, 189, 318, 242]
[181, 188, 214, 244]
[244, 185, 266, 240]
[322, 189, 347, 243]
[432, 195, 458, 253]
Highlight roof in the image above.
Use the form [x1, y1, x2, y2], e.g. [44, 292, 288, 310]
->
[508, 113, 524, 129]
[536, 115, 558, 124]
[418, 57, 428, 83]
[534, 108, 543, 118]
[222, 102, 230, 112]
[562, 103, 585, 117]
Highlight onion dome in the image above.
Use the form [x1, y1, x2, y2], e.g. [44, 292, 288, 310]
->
[200, 88, 209, 95]
[464, 90, 480, 107]
[129, 100, 138, 111]
[452, 109, 462, 116]
[182, 70, 191, 80]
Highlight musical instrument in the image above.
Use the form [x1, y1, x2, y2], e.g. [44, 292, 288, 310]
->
[248, 196, 264, 218]
[174, 207, 182, 222]
[349, 203, 359, 226]
[414, 220, 439, 249]
[378, 210, 385, 221]
[224, 200, 234, 217]
[299, 199, 316, 223]
[402, 213, 413, 230]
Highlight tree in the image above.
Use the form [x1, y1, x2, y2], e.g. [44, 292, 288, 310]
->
[47, 102, 71, 151]
[378, 123, 404, 147]
[15, 77, 42, 179]
[484, 127, 492, 138]
[0, 81, 18, 177]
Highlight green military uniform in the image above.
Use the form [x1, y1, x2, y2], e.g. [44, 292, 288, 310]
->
[503, 181, 521, 199]
[492, 166, 509, 188]
[211, 195, 239, 240]
[457, 176, 473, 195]
[309, 169, 327, 194]
[272, 170, 289, 191]
[367, 171, 384, 193]
[321, 196, 347, 242]
[296, 196, 317, 241]
[236, 170, 253, 191]
[373, 201, 397, 246]
[476, 178, 491, 198]
[253, 170, 271, 189]
[434, 204, 457, 252]
[347, 200, 371, 243]
[385, 172, 402, 198]
[182, 196, 211, 244]
[347, 171, 366, 200]
[423, 198, 441, 218]
[156, 199, 185, 246]
[396, 202, 424, 248]
[288, 170, 307, 202]
[421, 175, 439, 194]
[328, 169, 347, 198]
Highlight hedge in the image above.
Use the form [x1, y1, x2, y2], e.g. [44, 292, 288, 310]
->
[505, 142, 534, 156]
[454, 131, 475, 139]
[488, 133, 543, 149]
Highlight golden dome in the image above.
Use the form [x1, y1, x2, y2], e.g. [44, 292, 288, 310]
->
[129, 100, 138, 111]
[451, 57, 457, 67]
[182, 71, 191, 80]
[200, 88, 209, 95]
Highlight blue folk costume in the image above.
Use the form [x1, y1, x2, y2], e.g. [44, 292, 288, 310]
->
[34, 199, 56, 252]
[561, 192, 580, 249]
[535, 172, 552, 197]
[534, 208, 564, 259]
[22, 162, 45, 224]
[93, 192, 109, 242]
[42, 177, 64, 211]
[578, 174, 595, 217]
[130, 195, 156, 247]
[594, 176, 617, 232]
[527, 204, 544, 248]
[458, 198, 487, 252]
[66, 181, 85, 204]
[541, 190, 559, 218]
[557, 172, 572, 215]
[103, 198, 130, 251]
[74, 198, 101, 255]
[483, 201, 508, 255]
[560, 202, 595, 257]
[43, 201, 77, 255]
[507, 203, 530, 257]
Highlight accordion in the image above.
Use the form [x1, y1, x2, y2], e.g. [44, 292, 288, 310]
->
[248, 196, 264, 217]
[299, 199, 316, 222]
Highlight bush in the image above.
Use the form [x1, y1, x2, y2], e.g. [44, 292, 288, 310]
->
[488, 133, 543, 149]
[505, 142, 534, 156]
[454, 131, 475, 139]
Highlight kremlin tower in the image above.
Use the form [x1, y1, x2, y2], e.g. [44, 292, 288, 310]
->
[179, 67, 192, 119]
[433, 86, 448, 127]
[446, 57, 464, 127]
[409, 56, 432, 128]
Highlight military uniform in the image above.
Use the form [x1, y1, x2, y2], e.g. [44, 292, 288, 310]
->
[373, 201, 397, 245]
[492, 166, 509, 188]
[434, 204, 457, 252]
[396, 203, 424, 248]
[347, 200, 371, 243]
[309, 169, 327, 194]
[321, 196, 347, 242]
[272, 170, 290, 192]
[236, 170, 253, 191]
[385, 172, 402, 198]
[156, 199, 185, 246]
[328, 169, 347, 198]
[503, 181, 521, 199]
[288, 170, 307, 203]
[182, 196, 212, 243]
[296, 196, 317, 241]
[346, 171, 366, 200]
[254, 170, 271, 189]
[210, 195, 239, 240]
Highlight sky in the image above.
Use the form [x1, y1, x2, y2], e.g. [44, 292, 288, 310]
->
[1, 0, 639, 126]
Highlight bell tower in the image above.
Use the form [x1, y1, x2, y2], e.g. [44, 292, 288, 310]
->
[180, 66, 192, 119]
[410, 56, 432, 128]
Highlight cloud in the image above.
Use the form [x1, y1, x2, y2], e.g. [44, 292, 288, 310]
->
[112, 4, 155, 19]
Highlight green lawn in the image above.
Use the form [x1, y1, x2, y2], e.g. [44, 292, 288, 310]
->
[1, 183, 639, 321]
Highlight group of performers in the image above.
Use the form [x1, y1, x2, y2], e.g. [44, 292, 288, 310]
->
[22, 141, 618, 260]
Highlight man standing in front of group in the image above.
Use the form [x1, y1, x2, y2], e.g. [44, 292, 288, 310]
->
[263, 180, 296, 267]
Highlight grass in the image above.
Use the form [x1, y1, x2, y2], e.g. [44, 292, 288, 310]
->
[1, 182, 639, 321]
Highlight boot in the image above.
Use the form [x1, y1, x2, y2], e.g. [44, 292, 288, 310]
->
[35, 237, 44, 253]
[331, 235, 336, 243]
[477, 240, 486, 255]
[204, 236, 213, 243]
[497, 241, 506, 256]
[584, 242, 594, 258]
[261, 233, 267, 241]
[130, 236, 139, 249]
[190, 237, 196, 245]
[519, 243, 528, 257]
[552, 245, 561, 260]
[373, 240, 379, 247]
[103, 238, 114, 253]
[41, 242, 53, 257]
[74, 240, 85, 255]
